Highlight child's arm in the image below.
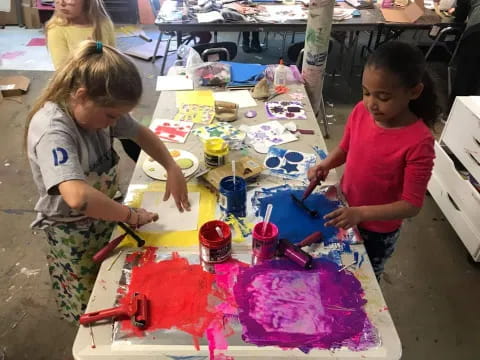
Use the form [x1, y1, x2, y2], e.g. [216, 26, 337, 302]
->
[324, 201, 419, 229]
[307, 145, 347, 181]
[58, 180, 158, 226]
[134, 125, 190, 212]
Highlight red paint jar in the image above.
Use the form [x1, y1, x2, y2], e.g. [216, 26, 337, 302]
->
[199, 220, 232, 267]
[252, 221, 279, 265]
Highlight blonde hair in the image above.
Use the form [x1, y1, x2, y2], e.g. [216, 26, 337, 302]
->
[26, 41, 142, 141]
[46, 0, 112, 42]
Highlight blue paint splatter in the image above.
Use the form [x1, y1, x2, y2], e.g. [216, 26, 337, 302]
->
[255, 188, 340, 243]
[312, 145, 328, 160]
[358, 253, 365, 268]
[165, 356, 208, 360]
[265, 156, 280, 168]
[285, 151, 304, 162]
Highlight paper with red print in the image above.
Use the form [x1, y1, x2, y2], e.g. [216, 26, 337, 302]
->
[149, 119, 193, 144]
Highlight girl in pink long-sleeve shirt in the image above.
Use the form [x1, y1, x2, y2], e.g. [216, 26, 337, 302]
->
[308, 41, 441, 280]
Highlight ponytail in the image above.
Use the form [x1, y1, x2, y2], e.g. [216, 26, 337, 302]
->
[409, 70, 441, 128]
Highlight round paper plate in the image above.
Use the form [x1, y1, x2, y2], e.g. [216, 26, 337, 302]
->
[142, 149, 199, 181]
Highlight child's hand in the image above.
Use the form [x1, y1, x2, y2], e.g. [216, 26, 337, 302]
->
[307, 163, 329, 182]
[324, 207, 363, 229]
[129, 208, 159, 228]
[164, 164, 191, 212]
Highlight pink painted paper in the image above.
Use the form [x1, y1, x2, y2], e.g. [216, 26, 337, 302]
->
[149, 119, 193, 143]
[26, 38, 46, 46]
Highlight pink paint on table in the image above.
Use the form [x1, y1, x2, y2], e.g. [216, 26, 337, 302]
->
[26, 38, 46, 46]
[0, 51, 25, 60]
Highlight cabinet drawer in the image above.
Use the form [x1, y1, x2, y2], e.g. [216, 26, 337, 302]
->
[428, 174, 480, 261]
[442, 99, 480, 181]
[433, 142, 480, 233]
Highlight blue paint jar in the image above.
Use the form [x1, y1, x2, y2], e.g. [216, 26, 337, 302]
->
[219, 176, 247, 218]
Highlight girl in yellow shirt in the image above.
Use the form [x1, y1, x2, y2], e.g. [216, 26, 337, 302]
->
[46, 0, 115, 69]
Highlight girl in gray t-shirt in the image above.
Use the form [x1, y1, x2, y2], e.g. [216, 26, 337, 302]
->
[26, 40, 190, 322]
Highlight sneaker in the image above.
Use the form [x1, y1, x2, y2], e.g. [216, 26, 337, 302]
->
[250, 41, 262, 53]
[242, 42, 252, 53]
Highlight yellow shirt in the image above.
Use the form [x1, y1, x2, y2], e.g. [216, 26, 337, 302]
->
[47, 21, 116, 69]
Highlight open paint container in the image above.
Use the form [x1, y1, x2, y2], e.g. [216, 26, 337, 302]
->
[252, 221, 279, 265]
[204, 138, 229, 167]
[199, 220, 232, 271]
[219, 176, 246, 218]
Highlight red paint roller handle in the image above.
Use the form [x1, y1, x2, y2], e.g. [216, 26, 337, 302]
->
[297, 231, 323, 247]
[92, 233, 127, 263]
[79, 304, 132, 325]
[302, 178, 322, 201]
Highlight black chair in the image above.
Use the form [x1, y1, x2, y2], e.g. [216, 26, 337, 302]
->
[192, 42, 238, 62]
[448, 23, 480, 108]
[423, 23, 466, 62]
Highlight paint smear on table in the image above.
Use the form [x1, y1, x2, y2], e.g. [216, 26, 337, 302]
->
[233, 258, 379, 352]
[1, 51, 25, 60]
[119, 251, 218, 342]
[253, 185, 359, 245]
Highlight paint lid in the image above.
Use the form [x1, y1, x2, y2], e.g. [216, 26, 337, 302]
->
[204, 138, 229, 156]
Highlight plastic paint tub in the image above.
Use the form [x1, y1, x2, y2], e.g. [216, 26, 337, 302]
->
[199, 220, 232, 266]
[204, 138, 228, 167]
[219, 176, 246, 218]
[252, 221, 279, 265]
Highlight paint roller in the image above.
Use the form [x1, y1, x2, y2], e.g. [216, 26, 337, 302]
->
[79, 292, 148, 328]
[290, 173, 324, 217]
[276, 232, 322, 270]
[92, 222, 146, 263]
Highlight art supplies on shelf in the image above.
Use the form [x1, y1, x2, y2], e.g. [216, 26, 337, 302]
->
[265, 101, 307, 120]
[149, 118, 193, 144]
[242, 120, 298, 153]
[264, 147, 316, 181]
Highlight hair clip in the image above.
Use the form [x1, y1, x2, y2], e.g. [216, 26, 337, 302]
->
[95, 41, 103, 53]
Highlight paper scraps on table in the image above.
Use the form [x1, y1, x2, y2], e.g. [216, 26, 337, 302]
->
[265, 101, 306, 120]
[192, 122, 246, 149]
[264, 147, 316, 181]
[289, 92, 305, 101]
[242, 120, 297, 153]
[174, 90, 215, 124]
[139, 191, 200, 232]
[149, 118, 193, 143]
[213, 90, 257, 108]
[156, 75, 193, 91]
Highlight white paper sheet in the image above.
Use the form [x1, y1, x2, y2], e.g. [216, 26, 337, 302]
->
[213, 90, 257, 108]
[156, 75, 194, 91]
[139, 192, 200, 232]
[196, 11, 224, 23]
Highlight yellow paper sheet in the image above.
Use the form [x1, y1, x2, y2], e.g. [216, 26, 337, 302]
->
[176, 90, 214, 106]
[119, 182, 217, 247]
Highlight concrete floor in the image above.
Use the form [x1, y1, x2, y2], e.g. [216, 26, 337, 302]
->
[1, 28, 480, 360]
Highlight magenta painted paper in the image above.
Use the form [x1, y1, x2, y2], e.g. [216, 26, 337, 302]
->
[233, 258, 379, 352]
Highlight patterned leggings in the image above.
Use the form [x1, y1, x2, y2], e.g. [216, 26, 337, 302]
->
[358, 227, 400, 281]
[44, 219, 115, 322]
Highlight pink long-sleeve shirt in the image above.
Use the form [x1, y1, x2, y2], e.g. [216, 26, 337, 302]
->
[339, 102, 435, 233]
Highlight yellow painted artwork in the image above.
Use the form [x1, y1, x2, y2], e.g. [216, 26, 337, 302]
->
[174, 90, 215, 124]
[118, 182, 217, 247]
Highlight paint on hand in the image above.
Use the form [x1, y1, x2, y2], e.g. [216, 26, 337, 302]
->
[233, 258, 379, 352]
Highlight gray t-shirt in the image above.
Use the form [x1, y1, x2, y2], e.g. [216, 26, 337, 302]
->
[28, 101, 140, 227]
